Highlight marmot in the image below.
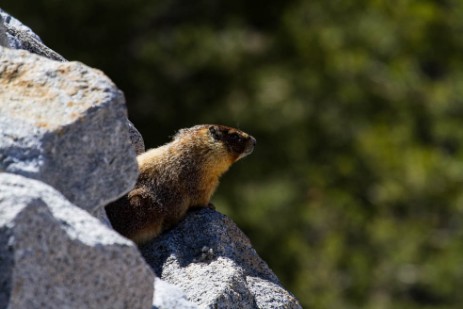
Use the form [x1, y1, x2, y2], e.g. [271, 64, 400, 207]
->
[105, 124, 256, 245]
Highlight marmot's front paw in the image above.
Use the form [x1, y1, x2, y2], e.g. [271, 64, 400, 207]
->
[206, 203, 216, 210]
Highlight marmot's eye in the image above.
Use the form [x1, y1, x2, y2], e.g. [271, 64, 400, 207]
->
[229, 133, 241, 142]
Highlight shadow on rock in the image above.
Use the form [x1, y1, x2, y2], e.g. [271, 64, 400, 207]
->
[140, 208, 301, 308]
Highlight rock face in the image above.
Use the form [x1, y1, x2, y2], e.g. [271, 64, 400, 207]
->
[0, 11, 156, 309]
[0, 9, 145, 158]
[0, 173, 154, 309]
[0, 46, 138, 214]
[153, 278, 198, 309]
[0, 15, 9, 47]
[0, 9, 301, 309]
[0, 8, 66, 61]
[128, 118, 146, 155]
[141, 209, 302, 309]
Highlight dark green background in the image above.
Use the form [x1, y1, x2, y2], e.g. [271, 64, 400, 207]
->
[5, 1, 463, 307]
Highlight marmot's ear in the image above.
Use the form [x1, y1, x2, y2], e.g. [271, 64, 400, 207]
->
[209, 125, 222, 140]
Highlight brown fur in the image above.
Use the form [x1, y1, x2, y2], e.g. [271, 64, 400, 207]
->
[105, 124, 256, 245]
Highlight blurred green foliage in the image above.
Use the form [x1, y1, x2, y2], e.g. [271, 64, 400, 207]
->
[6, 0, 463, 307]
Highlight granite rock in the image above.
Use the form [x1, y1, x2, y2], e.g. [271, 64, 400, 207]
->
[0, 46, 138, 214]
[128, 118, 146, 155]
[0, 173, 154, 309]
[0, 9, 66, 61]
[0, 14, 9, 47]
[0, 9, 145, 157]
[153, 278, 198, 309]
[140, 209, 302, 309]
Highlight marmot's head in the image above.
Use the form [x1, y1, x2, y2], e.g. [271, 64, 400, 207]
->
[174, 124, 256, 165]
[207, 125, 256, 161]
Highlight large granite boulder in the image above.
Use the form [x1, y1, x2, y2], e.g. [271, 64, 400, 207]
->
[0, 173, 155, 309]
[141, 209, 302, 308]
[0, 8, 145, 156]
[0, 46, 138, 214]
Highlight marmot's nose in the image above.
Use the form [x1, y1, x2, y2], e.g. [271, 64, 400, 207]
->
[250, 136, 256, 147]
